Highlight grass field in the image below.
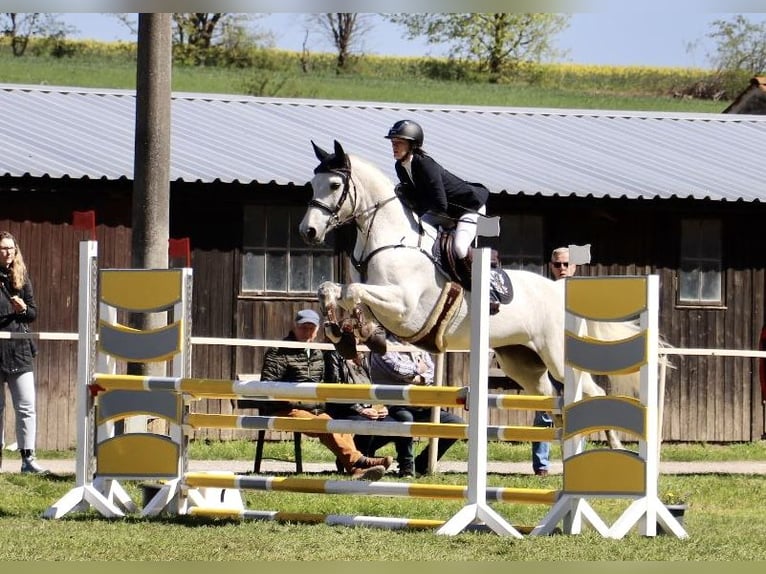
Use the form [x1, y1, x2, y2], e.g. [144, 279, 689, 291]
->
[0, 47, 732, 113]
[2, 441, 765, 561]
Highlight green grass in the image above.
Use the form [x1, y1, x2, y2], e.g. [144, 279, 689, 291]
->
[0, 50, 730, 113]
[3, 440, 766, 560]
[1, 462, 764, 560]
[25, 438, 764, 464]
[181, 438, 766, 463]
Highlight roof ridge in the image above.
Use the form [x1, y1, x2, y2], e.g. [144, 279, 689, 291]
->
[1, 82, 763, 122]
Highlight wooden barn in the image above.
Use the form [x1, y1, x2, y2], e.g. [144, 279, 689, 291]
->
[1, 83, 765, 451]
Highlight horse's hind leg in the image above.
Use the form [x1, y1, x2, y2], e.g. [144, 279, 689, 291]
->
[577, 371, 624, 450]
[495, 346, 624, 449]
[494, 345, 564, 436]
[493, 345, 555, 397]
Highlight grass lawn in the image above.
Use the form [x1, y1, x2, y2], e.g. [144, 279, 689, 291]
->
[2, 441, 765, 561]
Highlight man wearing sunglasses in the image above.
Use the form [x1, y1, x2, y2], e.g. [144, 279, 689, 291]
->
[549, 246, 577, 280]
[532, 246, 577, 477]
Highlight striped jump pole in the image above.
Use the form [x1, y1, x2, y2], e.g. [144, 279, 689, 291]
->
[92, 374, 561, 411]
[91, 375, 469, 407]
[186, 413, 560, 442]
[183, 471, 560, 505]
[186, 507, 544, 535]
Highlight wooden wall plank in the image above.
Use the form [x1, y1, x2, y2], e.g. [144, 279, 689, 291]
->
[3, 185, 766, 449]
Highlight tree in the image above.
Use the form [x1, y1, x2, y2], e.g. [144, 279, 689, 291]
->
[113, 13, 273, 51]
[0, 13, 70, 56]
[386, 13, 569, 81]
[704, 15, 766, 76]
[172, 13, 224, 48]
[309, 13, 373, 72]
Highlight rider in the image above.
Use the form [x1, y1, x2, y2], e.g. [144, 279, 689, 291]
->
[384, 119, 490, 271]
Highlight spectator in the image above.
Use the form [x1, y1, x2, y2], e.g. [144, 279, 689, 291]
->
[325, 352, 413, 477]
[259, 308, 392, 481]
[531, 246, 577, 477]
[0, 231, 46, 474]
[367, 336, 465, 477]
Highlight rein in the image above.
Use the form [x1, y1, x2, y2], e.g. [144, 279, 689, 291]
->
[314, 168, 439, 281]
[351, 243, 439, 283]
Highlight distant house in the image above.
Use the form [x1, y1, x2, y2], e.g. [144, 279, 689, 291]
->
[722, 76, 766, 114]
[1, 84, 766, 449]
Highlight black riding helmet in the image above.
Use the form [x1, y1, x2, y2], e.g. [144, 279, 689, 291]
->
[385, 120, 424, 148]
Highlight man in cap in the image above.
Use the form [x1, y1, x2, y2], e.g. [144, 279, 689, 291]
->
[258, 308, 393, 480]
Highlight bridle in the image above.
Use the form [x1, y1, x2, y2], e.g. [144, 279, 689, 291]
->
[308, 168, 357, 232]
[310, 167, 440, 282]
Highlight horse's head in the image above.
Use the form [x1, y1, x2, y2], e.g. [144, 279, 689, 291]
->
[300, 140, 356, 246]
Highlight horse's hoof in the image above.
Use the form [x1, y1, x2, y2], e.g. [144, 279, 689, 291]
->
[324, 321, 343, 343]
[335, 331, 359, 360]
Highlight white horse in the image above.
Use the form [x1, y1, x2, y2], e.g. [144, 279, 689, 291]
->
[299, 141, 637, 447]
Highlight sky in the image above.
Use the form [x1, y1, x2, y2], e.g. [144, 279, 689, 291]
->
[60, 11, 766, 69]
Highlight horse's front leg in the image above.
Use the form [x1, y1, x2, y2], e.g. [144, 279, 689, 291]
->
[318, 281, 343, 317]
[317, 281, 361, 358]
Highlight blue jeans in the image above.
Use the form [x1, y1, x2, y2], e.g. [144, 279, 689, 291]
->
[531, 375, 564, 473]
[531, 410, 553, 473]
[367, 406, 464, 474]
[347, 413, 414, 470]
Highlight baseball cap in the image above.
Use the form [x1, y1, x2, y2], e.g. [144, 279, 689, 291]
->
[295, 309, 321, 326]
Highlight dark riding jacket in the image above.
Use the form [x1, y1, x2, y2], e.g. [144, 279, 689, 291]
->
[0, 267, 37, 375]
[256, 331, 335, 415]
[394, 151, 489, 219]
[325, 353, 374, 419]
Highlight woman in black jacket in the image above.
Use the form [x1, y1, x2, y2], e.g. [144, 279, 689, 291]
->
[384, 119, 490, 267]
[0, 231, 46, 473]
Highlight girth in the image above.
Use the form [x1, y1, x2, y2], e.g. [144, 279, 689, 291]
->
[399, 281, 464, 354]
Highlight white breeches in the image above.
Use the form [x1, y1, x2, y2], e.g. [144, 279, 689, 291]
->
[453, 205, 486, 259]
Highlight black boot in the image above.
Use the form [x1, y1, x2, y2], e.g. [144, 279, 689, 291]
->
[20, 449, 47, 475]
[457, 253, 473, 287]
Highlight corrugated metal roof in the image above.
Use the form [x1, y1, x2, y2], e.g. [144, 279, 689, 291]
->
[1, 83, 765, 202]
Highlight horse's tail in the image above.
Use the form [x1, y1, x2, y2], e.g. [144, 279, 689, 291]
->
[584, 319, 674, 398]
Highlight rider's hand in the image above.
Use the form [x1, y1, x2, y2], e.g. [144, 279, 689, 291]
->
[360, 407, 380, 420]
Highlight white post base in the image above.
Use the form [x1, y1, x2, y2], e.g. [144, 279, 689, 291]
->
[437, 503, 522, 538]
[141, 479, 182, 517]
[609, 496, 688, 539]
[43, 485, 125, 519]
[530, 496, 610, 537]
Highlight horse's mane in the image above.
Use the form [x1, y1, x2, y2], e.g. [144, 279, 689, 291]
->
[347, 153, 396, 193]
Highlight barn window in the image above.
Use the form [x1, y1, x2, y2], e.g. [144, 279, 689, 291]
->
[241, 205, 334, 294]
[678, 218, 722, 305]
[485, 214, 544, 275]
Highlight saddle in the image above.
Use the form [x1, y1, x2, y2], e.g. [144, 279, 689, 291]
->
[436, 231, 513, 315]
